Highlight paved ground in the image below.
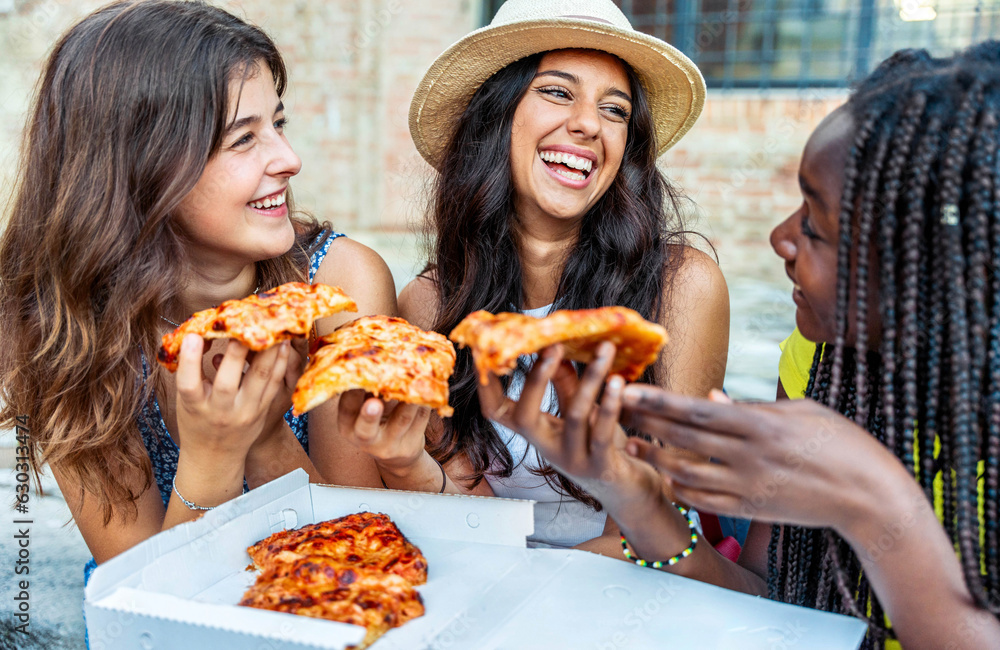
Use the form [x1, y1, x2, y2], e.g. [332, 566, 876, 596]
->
[0, 275, 794, 649]
[1, 469, 90, 649]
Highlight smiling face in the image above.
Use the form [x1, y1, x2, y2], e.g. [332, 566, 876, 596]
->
[770, 108, 853, 344]
[509, 49, 632, 224]
[176, 62, 301, 270]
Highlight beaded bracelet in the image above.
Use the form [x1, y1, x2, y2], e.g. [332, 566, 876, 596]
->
[172, 476, 217, 512]
[380, 456, 448, 494]
[621, 504, 699, 568]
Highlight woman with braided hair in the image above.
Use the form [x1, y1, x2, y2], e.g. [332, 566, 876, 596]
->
[502, 43, 1000, 648]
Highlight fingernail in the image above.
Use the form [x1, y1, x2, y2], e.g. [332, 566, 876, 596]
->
[625, 441, 638, 456]
[709, 388, 732, 403]
[607, 376, 624, 392]
[364, 402, 380, 416]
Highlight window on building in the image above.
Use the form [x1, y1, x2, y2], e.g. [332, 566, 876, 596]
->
[483, 0, 1000, 89]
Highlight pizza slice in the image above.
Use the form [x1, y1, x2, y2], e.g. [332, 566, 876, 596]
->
[239, 555, 424, 649]
[156, 282, 357, 372]
[449, 306, 668, 385]
[291, 315, 456, 417]
[241, 512, 428, 648]
[247, 512, 428, 587]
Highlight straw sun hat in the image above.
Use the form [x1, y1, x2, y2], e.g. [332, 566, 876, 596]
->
[408, 0, 706, 170]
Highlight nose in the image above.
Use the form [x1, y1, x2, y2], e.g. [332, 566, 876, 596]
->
[566, 100, 601, 140]
[770, 212, 798, 262]
[267, 133, 302, 178]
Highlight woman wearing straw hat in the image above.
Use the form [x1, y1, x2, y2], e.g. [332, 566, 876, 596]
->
[338, 0, 731, 556]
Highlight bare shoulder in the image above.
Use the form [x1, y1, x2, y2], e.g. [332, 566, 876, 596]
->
[399, 273, 439, 330]
[666, 245, 729, 305]
[313, 236, 397, 332]
[658, 245, 730, 395]
[313, 236, 392, 289]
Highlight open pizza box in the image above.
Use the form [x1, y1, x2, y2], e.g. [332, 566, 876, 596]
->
[85, 469, 867, 649]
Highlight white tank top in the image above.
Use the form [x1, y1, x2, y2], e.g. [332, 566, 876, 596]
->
[484, 304, 608, 548]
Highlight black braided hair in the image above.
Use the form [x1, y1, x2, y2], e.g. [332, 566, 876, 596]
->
[768, 43, 1000, 648]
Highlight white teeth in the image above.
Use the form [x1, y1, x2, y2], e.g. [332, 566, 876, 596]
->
[554, 168, 585, 182]
[539, 151, 593, 173]
[249, 191, 286, 210]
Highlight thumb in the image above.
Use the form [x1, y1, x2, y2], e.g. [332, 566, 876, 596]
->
[625, 438, 674, 485]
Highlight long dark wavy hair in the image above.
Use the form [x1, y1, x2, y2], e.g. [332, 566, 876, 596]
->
[0, 0, 327, 524]
[772, 42, 1000, 647]
[425, 51, 690, 506]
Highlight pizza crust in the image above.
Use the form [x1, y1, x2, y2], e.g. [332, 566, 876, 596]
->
[449, 306, 668, 384]
[156, 282, 357, 372]
[292, 315, 456, 417]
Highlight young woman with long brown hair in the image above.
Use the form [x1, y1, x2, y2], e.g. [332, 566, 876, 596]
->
[334, 0, 731, 557]
[0, 0, 395, 573]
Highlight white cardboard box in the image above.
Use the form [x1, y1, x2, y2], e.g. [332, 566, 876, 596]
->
[85, 470, 867, 649]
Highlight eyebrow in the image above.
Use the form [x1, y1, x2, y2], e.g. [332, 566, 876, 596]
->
[225, 101, 284, 136]
[534, 70, 633, 104]
[799, 174, 828, 214]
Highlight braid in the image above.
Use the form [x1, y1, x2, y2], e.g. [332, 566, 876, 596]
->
[904, 116, 944, 497]
[877, 93, 925, 458]
[827, 112, 878, 409]
[766, 524, 783, 600]
[938, 80, 990, 607]
[981, 101, 1000, 603]
[853, 117, 894, 426]
[921, 114, 948, 511]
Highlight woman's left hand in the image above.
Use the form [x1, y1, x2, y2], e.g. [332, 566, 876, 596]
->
[620, 387, 907, 533]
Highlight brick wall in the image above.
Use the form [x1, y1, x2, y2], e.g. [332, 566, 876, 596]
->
[667, 91, 848, 285]
[0, 0, 845, 288]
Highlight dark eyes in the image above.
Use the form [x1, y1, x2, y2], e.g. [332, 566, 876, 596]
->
[231, 117, 288, 148]
[537, 86, 570, 100]
[535, 86, 630, 121]
[800, 211, 820, 240]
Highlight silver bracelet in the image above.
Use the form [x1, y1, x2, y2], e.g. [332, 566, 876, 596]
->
[172, 475, 216, 511]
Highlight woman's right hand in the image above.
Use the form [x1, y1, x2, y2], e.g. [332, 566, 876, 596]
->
[336, 392, 432, 467]
[174, 333, 291, 462]
[335, 391, 449, 491]
[478, 342, 666, 510]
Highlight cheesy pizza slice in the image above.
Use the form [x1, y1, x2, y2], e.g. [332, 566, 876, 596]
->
[449, 306, 668, 385]
[157, 282, 357, 372]
[239, 555, 424, 649]
[247, 512, 428, 587]
[292, 315, 456, 417]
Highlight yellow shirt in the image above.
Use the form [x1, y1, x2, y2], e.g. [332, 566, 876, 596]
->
[777, 328, 987, 649]
[777, 328, 816, 399]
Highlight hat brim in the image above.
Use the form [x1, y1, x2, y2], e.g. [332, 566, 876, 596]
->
[409, 18, 706, 170]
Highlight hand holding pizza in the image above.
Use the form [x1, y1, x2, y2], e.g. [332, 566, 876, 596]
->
[336, 392, 433, 475]
[174, 333, 292, 466]
[478, 342, 667, 510]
